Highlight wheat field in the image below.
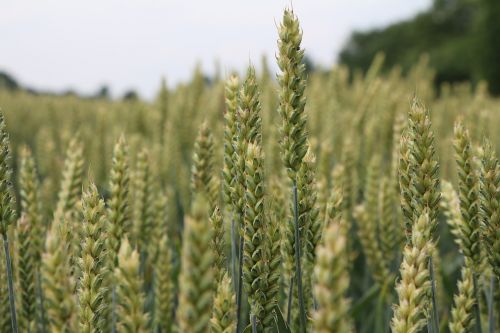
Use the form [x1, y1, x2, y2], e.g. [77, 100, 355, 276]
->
[0, 8, 499, 333]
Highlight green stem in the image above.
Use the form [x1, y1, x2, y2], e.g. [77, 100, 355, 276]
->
[375, 280, 390, 333]
[473, 273, 483, 333]
[429, 256, 440, 333]
[251, 314, 257, 333]
[488, 276, 495, 333]
[349, 284, 380, 317]
[231, 219, 237, 294]
[286, 276, 294, 326]
[293, 182, 306, 333]
[236, 234, 244, 333]
[2, 233, 18, 333]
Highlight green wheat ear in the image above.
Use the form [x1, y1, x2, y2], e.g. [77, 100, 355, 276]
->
[115, 238, 149, 333]
[0, 254, 11, 331]
[0, 112, 18, 333]
[176, 196, 214, 333]
[107, 135, 131, 267]
[210, 206, 226, 282]
[453, 121, 482, 271]
[191, 120, 218, 208]
[391, 213, 432, 333]
[298, 149, 321, 318]
[222, 75, 240, 214]
[18, 146, 44, 267]
[78, 184, 109, 333]
[211, 271, 236, 333]
[42, 212, 78, 332]
[354, 156, 391, 286]
[379, 176, 403, 265]
[277, 8, 308, 180]
[131, 148, 154, 253]
[448, 264, 475, 333]
[16, 215, 36, 333]
[314, 220, 353, 333]
[407, 100, 440, 238]
[53, 137, 85, 224]
[0, 113, 16, 236]
[479, 139, 500, 278]
[154, 234, 174, 333]
[242, 142, 273, 330]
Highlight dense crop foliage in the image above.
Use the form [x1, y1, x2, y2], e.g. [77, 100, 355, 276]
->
[0, 8, 499, 333]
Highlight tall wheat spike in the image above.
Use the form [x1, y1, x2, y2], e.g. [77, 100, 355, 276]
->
[277, 8, 308, 180]
[243, 143, 275, 331]
[276, 11, 310, 328]
[78, 184, 109, 333]
[232, 66, 262, 330]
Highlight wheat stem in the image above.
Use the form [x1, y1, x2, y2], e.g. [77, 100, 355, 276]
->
[2, 233, 18, 333]
[293, 182, 307, 333]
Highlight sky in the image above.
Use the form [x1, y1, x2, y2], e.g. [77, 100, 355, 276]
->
[1, 0, 432, 100]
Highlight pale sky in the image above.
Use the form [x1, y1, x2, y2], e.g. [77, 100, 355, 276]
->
[1, 0, 432, 99]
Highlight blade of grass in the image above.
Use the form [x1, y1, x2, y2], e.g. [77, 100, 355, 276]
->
[293, 182, 306, 333]
[349, 284, 380, 317]
[375, 279, 390, 333]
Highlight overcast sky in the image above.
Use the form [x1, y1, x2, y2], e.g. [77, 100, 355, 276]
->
[1, 0, 431, 99]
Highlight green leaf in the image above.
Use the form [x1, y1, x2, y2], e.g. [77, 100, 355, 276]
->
[274, 305, 292, 333]
[242, 324, 253, 333]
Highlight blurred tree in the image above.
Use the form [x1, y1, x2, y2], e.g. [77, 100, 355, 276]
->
[122, 90, 139, 101]
[478, 0, 500, 94]
[0, 72, 20, 91]
[95, 85, 110, 99]
[339, 0, 500, 94]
